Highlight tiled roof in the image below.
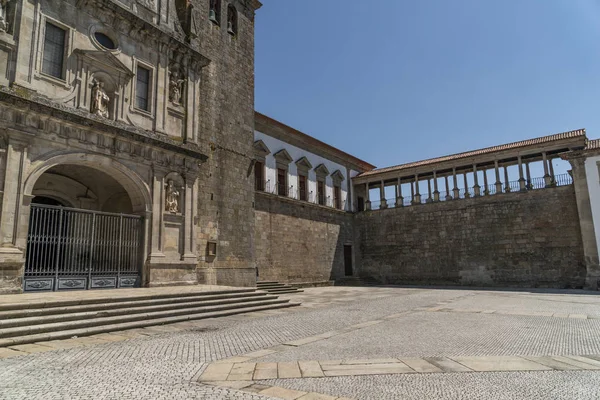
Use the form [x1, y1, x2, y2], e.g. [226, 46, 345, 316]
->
[359, 129, 586, 177]
[255, 112, 376, 171]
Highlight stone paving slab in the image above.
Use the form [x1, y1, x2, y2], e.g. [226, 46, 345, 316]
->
[451, 356, 552, 371]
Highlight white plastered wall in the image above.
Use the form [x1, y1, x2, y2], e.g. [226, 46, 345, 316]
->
[255, 130, 353, 210]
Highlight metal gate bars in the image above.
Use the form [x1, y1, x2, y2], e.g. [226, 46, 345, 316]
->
[24, 204, 143, 292]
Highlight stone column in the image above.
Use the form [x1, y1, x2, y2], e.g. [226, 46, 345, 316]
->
[463, 172, 470, 198]
[504, 166, 511, 193]
[154, 44, 168, 134]
[525, 162, 532, 189]
[396, 177, 404, 207]
[433, 171, 440, 202]
[444, 175, 452, 200]
[379, 180, 387, 209]
[0, 139, 28, 294]
[365, 182, 371, 211]
[149, 168, 166, 259]
[483, 168, 489, 195]
[426, 178, 433, 203]
[413, 174, 421, 204]
[181, 174, 197, 261]
[518, 156, 526, 191]
[568, 156, 600, 290]
[410, 177, 415, 205]
[494, 160, 503, 194]
[548, 158, 556, 186]
[452, 167, 460, 199]
[473, 165, 480, 197]
[543, 152, 552, 187]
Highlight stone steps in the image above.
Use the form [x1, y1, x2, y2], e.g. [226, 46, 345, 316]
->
[0, 289, 300, 347]
[256, 281, 303, 294]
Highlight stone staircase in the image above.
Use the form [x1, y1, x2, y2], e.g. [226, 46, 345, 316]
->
[0, 288, 299, 347]
[335, 276, 380, 286]
[256, 281, 303, 294]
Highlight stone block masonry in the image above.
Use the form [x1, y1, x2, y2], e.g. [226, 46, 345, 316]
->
[355, 185, 587, 288]
[254, 192, 355, 284]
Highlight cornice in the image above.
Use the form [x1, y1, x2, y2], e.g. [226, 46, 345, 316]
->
[0, 87, 208, 163]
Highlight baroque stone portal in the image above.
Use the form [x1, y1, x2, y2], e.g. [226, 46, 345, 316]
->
[90, 80, 110, 118]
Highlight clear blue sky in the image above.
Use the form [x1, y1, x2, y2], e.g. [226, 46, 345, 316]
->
[254, 0, 600, 170]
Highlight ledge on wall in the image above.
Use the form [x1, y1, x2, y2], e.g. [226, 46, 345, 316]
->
[255, 190, 348, 214]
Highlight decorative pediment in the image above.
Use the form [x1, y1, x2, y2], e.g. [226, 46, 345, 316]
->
[295, 156, 313, 171]
[253, 140, 271, 158]
[331, 169, 345, 183]
[314, 163, 330, 177]
[273, 149, 293, 163]
[74, 49, 134, 77]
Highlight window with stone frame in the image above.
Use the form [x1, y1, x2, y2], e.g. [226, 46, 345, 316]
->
[42, 22, 67, 79]
[295, 157, 313, 202]
[314, 164, 330, 206]
[227, 4, 238, 35]
[299, 174, 308, 201]
[331, 170, 345, 210]
[253, 140, 270, 191]
[317, 180, 325, 205]
[209, 0, 221, 25]
[135, 65, 151, 111]
[273, 149, 293, 197]
[277, 168, 287, 196]
[334, 185, 342, 209]
[254, 160, 265, 191]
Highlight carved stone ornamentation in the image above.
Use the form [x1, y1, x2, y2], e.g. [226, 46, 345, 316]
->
[165, 179, 180, 213]
[90, 80, 110, 118]
[0, 0, 8, 32]
[168, 70, 186, 106]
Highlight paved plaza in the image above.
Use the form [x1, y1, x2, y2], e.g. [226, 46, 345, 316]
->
[1, 286, 600, 399]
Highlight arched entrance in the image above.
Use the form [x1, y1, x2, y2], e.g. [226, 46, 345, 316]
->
[21, 155, 151, 292]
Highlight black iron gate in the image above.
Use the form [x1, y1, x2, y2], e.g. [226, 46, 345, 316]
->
[24, 204, 143, 292]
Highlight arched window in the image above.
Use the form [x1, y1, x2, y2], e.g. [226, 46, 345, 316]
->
[209, 0, 221, 25]
[227, 5, 238, 35]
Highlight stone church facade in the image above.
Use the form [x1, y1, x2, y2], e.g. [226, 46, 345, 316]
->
[0, 0, 599, 295]
[0, 0, 261, 293]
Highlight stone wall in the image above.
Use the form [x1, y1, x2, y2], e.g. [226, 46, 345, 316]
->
[195, 1, 259, 287]
[355, 186, 587, 288]
[254, 192, 355, 284]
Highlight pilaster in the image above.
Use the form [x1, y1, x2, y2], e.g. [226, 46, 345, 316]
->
[568, 155, 600, 290]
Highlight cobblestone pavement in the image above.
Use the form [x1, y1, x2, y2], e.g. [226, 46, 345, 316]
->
[1, 286, 599, 399]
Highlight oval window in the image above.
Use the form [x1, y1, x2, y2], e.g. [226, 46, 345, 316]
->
[94, 32, 116, 50]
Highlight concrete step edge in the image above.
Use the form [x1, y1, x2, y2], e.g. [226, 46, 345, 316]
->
[0, 288, 258, 311]
[0, 292, 271, 320]
[0, 302, 301, 348]
[0, 295, 283, 328]
[0, 299, 291, 339]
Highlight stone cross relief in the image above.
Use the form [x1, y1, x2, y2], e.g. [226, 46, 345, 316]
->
[165, 180, 181, 213]
[0, 0, 8, 33]
[90, 79, 110, 118]
[168, 70, 186, 106]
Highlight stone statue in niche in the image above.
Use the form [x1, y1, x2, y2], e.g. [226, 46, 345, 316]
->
[165, 180, 180, 213]
[90, 80, 110, 118]
[168, 70, 186, 105]
[0, 0, 8, 32]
